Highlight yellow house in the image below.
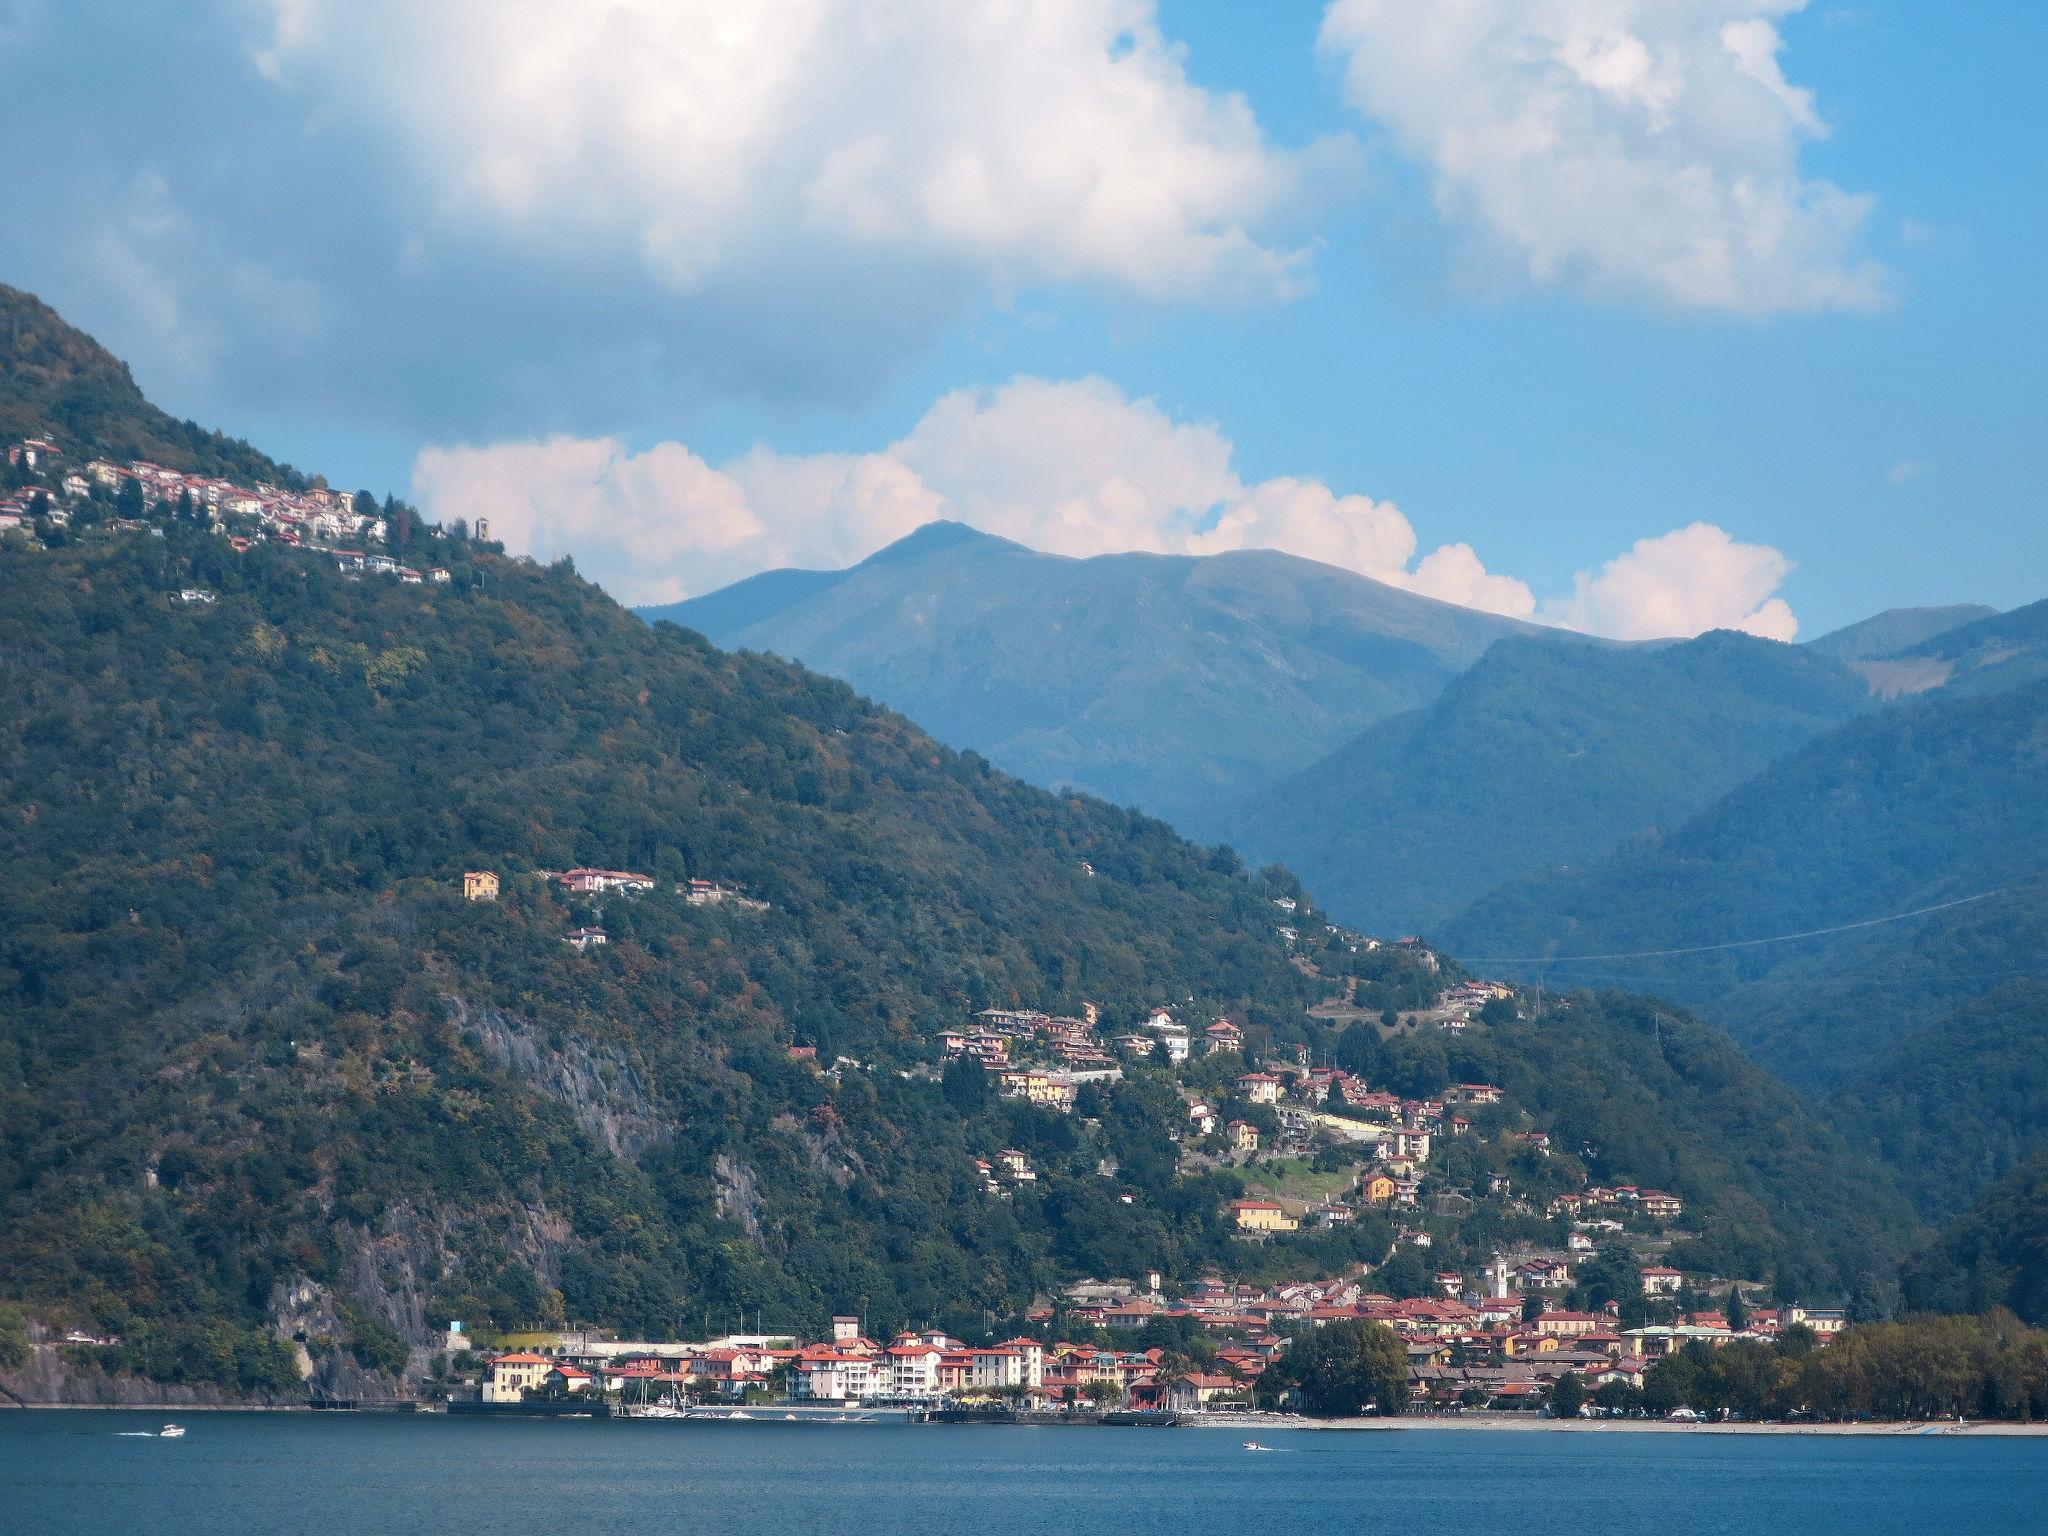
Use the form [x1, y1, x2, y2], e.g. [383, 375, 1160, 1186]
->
[1226, 1119, 1260, 1153]
[1360, 1171, 1397, 1204]
[1229, 1199, 1299, 1234]
[483, 1350, 553, 1401]
[463, 870, 500, 901]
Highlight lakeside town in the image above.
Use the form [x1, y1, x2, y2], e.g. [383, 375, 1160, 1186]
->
[1, 434, 2025, 1432]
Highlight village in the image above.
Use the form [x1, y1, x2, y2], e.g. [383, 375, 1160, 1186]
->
[1, 436, 1862, 1425]
[0, 436, 456, 584]
[457, 1264, 1843, 1420]
[451, 968, 1848, 1424]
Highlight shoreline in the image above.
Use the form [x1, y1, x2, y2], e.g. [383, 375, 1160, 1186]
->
[6, 1403, 2048, 1435]
[1192, 1411, 2048, 1438]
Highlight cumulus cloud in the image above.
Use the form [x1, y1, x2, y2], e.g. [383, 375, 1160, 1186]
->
[1317, 0, 1890, 314]
[1542, 522, 1798, 640]
[252, 0, 1330, 304]
[412, 377, 1796, 640]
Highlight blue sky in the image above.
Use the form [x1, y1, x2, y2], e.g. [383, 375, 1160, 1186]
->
[3, 1, 2041, 634]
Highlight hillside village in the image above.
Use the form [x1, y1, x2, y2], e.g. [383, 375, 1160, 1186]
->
[0, 428, 1952, 1424]
[0, 435, 447, 579]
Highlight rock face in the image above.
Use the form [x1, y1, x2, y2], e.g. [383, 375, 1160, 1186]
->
[0, 1323, 291, 1407]
[450, 996, 673, 1161]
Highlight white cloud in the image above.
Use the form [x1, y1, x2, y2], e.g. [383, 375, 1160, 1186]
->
[1317, 0, 1890, 314]
[252, 0, 1329, 304]
[1888, 458, 1926, 487]
[1542, 522, 1798, 640]
[413, 377, 1795, 641]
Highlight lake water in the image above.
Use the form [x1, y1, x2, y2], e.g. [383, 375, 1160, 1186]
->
[1, 1413, 2042, 1536]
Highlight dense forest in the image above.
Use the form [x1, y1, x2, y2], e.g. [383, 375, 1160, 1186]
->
[1, 284, 307, 489]
[1900, 1152, 2048, 1325]
[1443, 674, 2048, 1089]
[0, 529, 1932, 1395]
[1225, 629, 1873, 934]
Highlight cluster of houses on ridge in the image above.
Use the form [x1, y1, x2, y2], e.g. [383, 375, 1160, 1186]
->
[458, 865, 769, 952]
[0, 437, 421, 563]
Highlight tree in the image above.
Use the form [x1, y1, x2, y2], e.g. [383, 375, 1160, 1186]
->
[1523, 1294, 1543, 1324]
[1280, 1319, 1408, 1417]
[1549, 1370, 1586, 1418]
[1725, 1286, 1749, 1332]
[0, 1304, 29, 1370]
[941, 1055, 991, 1116]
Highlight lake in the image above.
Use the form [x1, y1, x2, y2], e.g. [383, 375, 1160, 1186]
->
[1, 1413, 2042, 1536]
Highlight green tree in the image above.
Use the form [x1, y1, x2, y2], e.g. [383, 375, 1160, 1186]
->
[1549, 1370, 1586, 1417]
[1280, 1319, 1408, 1417]
[0, 1304, 29, 1370]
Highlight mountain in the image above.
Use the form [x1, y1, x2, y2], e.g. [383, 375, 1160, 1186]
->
[640, 523, 1549, 831]
[1848, 598, 2048, 702]
[1222, 629, 1874, 935]
[1828, 980, 2048, 1219]
[1805, 604, 1997, 662]
[1900, 1148, 2048, 1326]
[0, 531, 1922, 1395]
[1443, 675, 2048, 1084]
[0, 291, 1942, 1400]
[1, 284, 306, 488]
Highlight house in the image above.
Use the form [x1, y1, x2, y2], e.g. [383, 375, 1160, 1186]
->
[1384, 1125, 1432, 1162]
[463, 870, 500, 902]
[1787, 1307, 1845, 1336]
[1229, 1200, 1298, 1235]
[1639, 1190, 1685, 1219]
[1226, 1119, 1260, 1153]
[1236, 1072, 1281, 1105]
[997, 1150, 1036, 1182]
[557, 867, 655, 895]
[1534, 1310, 1603, 1338]
[544, 1364, 595, 1394]
[1455, 1084, 1504, 1105]
[1640, 1266, 1684, 1297]
[566, 927, 608, 951]
[1204, 1020, 1245, 1056]
[1359, 1171, 1396, 1204]
[1187, 1101, 1217, 1136]
[483, 1351, 554, 1402]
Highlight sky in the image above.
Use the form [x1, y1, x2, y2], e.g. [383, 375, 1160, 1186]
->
[3, 0, 2042, 636]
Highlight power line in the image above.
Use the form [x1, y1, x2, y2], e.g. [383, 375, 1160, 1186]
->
[1459, 889, 2008, 967]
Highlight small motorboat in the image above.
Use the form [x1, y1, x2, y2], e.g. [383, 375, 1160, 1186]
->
[159, 1424, 186, 1438]
[1243, 1440, 1276, 1452]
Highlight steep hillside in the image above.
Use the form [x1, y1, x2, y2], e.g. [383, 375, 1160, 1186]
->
[1806, 604, 1997, 662]
[1223, 630, 1872, 934]
[0, 284, 305, 488]
[0, 531, 1927, 1394]
[641, 523, 1549, 830]
[1443, 678, 2048, 1092]
[1900, 1149, 2048, 1326]
[1829, 980, 2048, 1219]
[1852, 598, 2048, 702]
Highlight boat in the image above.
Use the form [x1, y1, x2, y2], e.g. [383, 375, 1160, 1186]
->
[159, 1424, 186, 1438]
[1243, 1441, 1276, 1452]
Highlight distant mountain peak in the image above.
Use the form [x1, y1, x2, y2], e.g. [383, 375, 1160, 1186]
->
[855, 518, 1013, 567]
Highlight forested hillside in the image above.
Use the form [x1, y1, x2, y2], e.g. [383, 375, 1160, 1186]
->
[1224, 630, 1871, 933]
[1, 285, 306, 488]
[1900, 1150, 2048, 1326]
[1829, 980, 2048, 1218]
[643, 521, 1545, 831]
[0, 530, 1923, 1395]
[1444, 676, 2048, 1083]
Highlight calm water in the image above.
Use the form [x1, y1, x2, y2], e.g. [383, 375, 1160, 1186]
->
[0, 1413, 2043, 1536]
